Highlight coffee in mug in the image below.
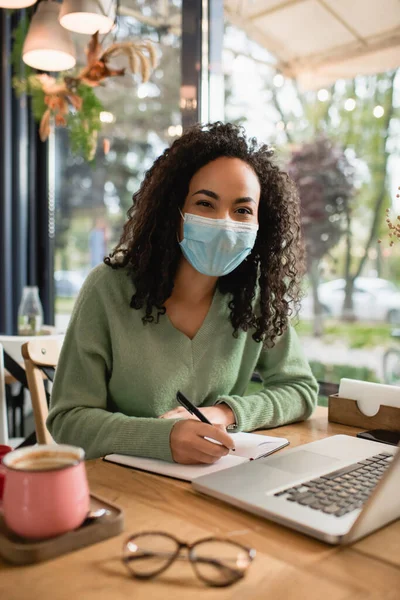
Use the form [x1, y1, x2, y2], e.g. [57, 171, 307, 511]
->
[10, 450, 80, 471]
[2, 444, 90, 539]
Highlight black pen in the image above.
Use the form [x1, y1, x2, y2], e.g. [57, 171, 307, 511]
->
[176, 391, 235, 451]
[176, 391, 213, 424]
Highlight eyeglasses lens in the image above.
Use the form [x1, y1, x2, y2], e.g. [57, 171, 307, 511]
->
[123, 533, 179, 578]
[190, 540, 252, 586]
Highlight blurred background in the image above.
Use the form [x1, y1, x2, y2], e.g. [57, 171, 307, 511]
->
[2, 0, 400, 402]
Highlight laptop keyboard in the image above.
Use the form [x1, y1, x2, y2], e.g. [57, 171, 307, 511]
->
[274, 452, 394, 517]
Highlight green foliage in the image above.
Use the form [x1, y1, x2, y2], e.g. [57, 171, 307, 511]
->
[293, 319, 313, 337]
[324, 322, 392, 349]
[295, 318, 392, 348]
[12, 71, 104, 161]
[12, 72, 47, 121]
[11, 75, 29, 96]
[385, 251, 400, 283]
[30, 80, 47, 121]
[67, 85, 104, 162]
[260, 68, 399, 324]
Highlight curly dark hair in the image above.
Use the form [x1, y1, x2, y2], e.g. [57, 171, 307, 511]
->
[105, 122, 304, 346]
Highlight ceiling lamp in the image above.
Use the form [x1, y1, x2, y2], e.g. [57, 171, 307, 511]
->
[22, 1, 76, 72]
[0, 0, 37, 7]
[59, 0, 115, 35]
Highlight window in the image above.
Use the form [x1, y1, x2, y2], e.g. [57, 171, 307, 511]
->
[223, 9, 400, 390]
[54, 1, 182, 332]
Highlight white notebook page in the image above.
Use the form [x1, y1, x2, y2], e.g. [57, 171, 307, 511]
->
[231, 432, 289, 459]
[104, 432, 288, 482]
[104, 452, 248, 482]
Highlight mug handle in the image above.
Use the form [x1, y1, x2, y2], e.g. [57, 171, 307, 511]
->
[0, 463, 6, 508]
[0, 446, 13, 504]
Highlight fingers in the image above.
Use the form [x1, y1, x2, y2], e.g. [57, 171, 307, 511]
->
[179, 448, 225, 465]
[196, 437, 230, 458]
[170, 420, 234, 465]
[195, 423, 235, 451]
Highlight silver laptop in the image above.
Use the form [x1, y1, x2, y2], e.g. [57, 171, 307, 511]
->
[192, 435, 400, 544]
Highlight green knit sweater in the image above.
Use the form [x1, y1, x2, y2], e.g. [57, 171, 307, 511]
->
[47, 264, 318, 461]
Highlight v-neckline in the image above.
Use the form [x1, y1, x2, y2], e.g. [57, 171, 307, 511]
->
[165, 288, 219, 345]
[164, 288, 230, 370]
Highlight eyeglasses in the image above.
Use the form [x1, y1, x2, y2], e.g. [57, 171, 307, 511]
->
[122, 531, 256, 587]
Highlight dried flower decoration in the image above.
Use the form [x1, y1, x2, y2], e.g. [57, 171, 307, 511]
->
[378, 187, 400, 246]
[11, 19, 158, 161]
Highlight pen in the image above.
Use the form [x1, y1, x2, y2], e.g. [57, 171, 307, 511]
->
[176, 391, 235, 452]
[176, 391, 212, 424]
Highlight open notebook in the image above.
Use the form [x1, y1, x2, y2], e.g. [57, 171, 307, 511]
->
[104, 432, 289, 482]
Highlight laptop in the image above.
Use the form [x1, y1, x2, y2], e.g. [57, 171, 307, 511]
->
[192, 434, 400, 544]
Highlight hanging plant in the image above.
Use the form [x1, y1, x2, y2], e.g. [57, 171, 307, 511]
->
[11, 19, 158, 161]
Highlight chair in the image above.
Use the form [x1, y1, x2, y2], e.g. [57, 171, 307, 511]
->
[0, 343, 8, 445]
[22, 339, 61, 445]
[317, 381, 339, 398]
[0, 344, 25, 447]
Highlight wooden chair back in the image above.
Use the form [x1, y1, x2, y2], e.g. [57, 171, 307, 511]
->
[0, 343, 8, 445]
[22, 339, 61, 445]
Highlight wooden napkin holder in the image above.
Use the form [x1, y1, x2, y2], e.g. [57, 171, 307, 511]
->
[328, 394, 400, 431]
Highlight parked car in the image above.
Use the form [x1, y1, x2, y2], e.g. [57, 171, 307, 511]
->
[54, 270, 86, 298]
[300, 277, 400, 323]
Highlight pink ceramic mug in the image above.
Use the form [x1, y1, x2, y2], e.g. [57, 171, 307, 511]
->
[1, 444, 90, 539]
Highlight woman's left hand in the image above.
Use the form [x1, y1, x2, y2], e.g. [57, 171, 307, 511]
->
[159, 403, 235, 427]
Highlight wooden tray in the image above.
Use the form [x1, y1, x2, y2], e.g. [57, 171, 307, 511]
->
[0, 494, 124, 565]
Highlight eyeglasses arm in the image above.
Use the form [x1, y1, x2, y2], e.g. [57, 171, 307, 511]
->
[124, 549, 247, 577]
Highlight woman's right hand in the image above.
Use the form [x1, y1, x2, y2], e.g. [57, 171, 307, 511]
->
[170, 420, 235, 465]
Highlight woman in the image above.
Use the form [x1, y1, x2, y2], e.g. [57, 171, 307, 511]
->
[47, 122, 318, 464]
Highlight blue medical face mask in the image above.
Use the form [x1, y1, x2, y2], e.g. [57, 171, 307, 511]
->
[179, 212, 259, 277]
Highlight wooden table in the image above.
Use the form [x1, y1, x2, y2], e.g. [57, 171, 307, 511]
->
[1, 407, 399, 600]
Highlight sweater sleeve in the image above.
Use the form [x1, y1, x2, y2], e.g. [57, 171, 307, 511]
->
[47, 268, 178, 461]
[215, 326, 318, 432]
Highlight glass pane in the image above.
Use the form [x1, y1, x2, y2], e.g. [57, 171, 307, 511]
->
[123, 533, 179, 576]
[224, 14, 400, 391]
[54, 2, 182, 332]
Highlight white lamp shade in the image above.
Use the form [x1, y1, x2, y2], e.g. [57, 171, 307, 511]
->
[0, 0, 37, 7]
[22, 2, 76, 72]
[59, 0, 115, 35]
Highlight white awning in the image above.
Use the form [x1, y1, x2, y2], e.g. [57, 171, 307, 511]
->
[225, 0, 400, 90]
